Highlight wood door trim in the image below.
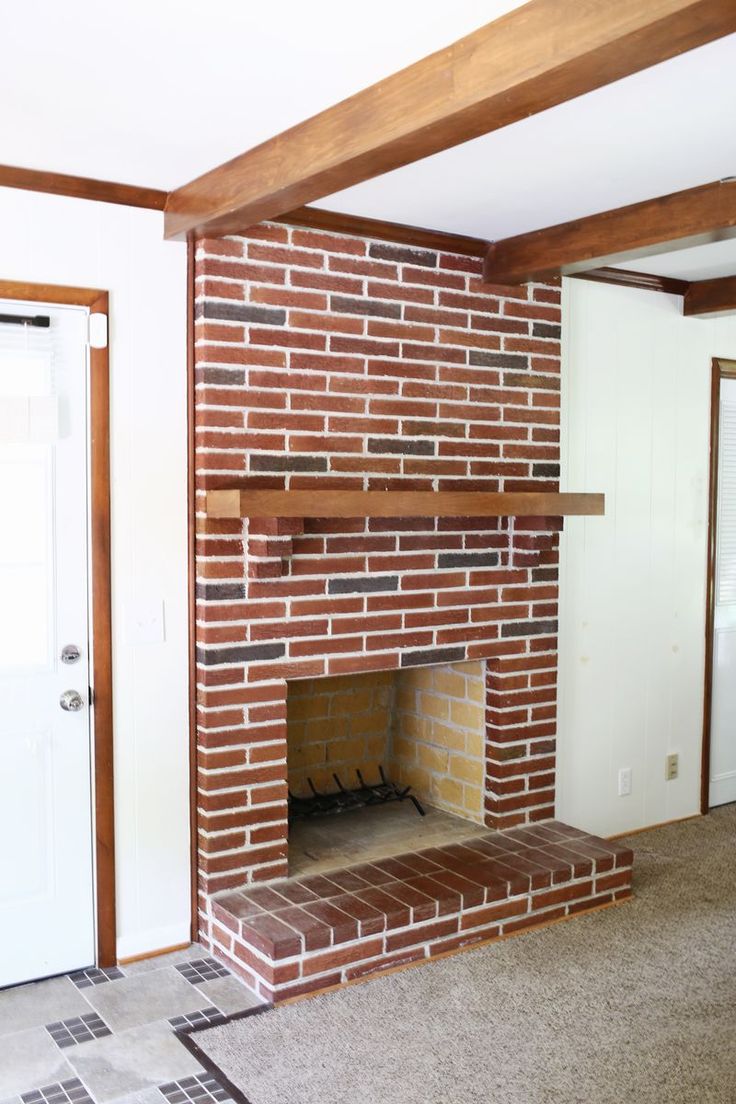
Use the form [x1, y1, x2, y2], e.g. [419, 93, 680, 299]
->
[0, 278, 116, 965]
[186, 242, 199, 941]
[702, 357, 736, 813]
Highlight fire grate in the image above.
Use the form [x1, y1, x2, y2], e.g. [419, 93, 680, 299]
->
[288, 765, 426, 823]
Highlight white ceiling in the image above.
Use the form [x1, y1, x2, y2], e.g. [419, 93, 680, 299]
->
[3, 1, 736, 280]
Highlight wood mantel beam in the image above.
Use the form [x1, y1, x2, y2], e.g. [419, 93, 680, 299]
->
[206, 489, 604, 520]
[483, 179, 736, 284]
[164, 0, 736, 241]
[684, 274, 736, 317]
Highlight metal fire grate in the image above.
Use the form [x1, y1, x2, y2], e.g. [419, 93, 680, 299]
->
[288, 765, 426, 823]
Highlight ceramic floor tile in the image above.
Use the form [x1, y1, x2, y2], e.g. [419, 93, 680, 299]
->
[0, 1027, 73, 1097]
[107, 1091, 165, 1104]
[81, 970, 205, 1033]
[173, 961, 228, 987]
[69, 968, 125, 990]
[193, 975, 264, 1015]
[64, 1022, 203, 1103]
[159, 1074, 235, 1104]
[0, 978, 91, 1037]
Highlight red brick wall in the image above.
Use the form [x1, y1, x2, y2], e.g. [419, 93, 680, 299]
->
[194, 223, 561, 907]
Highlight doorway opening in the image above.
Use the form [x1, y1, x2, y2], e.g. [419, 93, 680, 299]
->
[702, 357, 736, 813]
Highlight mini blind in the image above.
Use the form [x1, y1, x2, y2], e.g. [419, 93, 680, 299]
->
[0, 310, 58, 443]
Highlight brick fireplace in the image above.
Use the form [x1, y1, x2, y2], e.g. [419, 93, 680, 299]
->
[193, 223, 633, 1000]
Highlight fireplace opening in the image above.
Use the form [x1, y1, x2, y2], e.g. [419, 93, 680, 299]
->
[286, 661, 487, 876]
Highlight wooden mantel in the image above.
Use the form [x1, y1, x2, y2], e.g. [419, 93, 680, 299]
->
[206, 489, 605, 520]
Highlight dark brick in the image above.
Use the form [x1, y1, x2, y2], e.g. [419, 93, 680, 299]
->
[198, 367, 246, 386]
[500, 619, 558, 639]
[532, 463, 560, 478]
[195, 583, 245, 601]
[250, 455, 327, 473]
[532, 567, 558, 583]
[201, 301, 286, 325]
[401, 646, 465, 668]
[532, 322, 561, 340]
[330, 295, 401, 319]
[328, 575, 399, 595]
[196, 643, 285, 665]
[368, 438, 435, 456]
[469, 351, 528, 369]
[368, 243, 437, 268]
[438, 552, 499, 568]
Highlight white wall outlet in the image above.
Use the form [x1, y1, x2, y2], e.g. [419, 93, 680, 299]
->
[665, 753, 679, 781]
[618, 767, 632, 797]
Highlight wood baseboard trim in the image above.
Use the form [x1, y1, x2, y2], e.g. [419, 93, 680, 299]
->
[607, 812, 701, 841]
[117, 941, 192, 967]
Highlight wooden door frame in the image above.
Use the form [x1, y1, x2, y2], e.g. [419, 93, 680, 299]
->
[0, 278, 116, 966]
[701, 357, 736, 814]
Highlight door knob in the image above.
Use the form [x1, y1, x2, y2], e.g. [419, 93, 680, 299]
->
[60, 689, 85, 712]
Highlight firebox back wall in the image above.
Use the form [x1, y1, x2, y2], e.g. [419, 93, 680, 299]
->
[194, 222, 562, 898]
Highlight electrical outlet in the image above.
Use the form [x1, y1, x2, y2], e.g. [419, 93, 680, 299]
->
[665, 753, 679, 781]
[618, 767, 632, 797]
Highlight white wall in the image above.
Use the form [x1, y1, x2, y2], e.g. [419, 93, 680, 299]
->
[0, 187, 190, 958]
[557, 277, 736, 837]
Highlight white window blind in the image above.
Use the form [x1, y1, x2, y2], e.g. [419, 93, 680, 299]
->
[0, 312, 58, 443]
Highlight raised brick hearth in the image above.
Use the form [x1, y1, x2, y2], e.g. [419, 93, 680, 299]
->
[209, 821, 633, 1002]
[193, 221, 632, 995]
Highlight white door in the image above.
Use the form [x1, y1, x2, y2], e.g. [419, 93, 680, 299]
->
[0, 301, 96, 986]
[710, 377, 736, 808]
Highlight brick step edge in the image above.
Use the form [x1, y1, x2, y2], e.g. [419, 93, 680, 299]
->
[205, 868, 632, 1002]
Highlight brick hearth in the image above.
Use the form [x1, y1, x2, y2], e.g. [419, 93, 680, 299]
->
[209, 821, 633, 1002]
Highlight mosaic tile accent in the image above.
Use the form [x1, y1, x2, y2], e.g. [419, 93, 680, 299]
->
[159, 1073, 235, 1104]
[20, 1080, 94, 1104]
[174, 959, 229, 986]
[169, 1007, 226, 1031]
[45, 1012, 111, 1049]
[69, 967, 125, 989]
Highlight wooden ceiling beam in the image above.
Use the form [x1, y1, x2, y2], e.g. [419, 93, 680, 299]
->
[164, 0, 736, 241]
[571, 267, 690, 296]
[483, 178, 736, 284]
[0, 163, 167, 211]
[276, 205, 489, 258]
[684, 274, 736, 316]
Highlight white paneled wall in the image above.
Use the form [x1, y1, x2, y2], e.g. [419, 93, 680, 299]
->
[557, 278, 736, 836]
[0, 187, 189, 958]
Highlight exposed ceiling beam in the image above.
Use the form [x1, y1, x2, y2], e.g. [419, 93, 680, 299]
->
[483, 178, 736, 284]
[571, 267, 690, 296]
[0, 163, 167, 211]
[277, 206, 489, 258]
[684, 274, 736, 316]
[164, 0, 736, 241]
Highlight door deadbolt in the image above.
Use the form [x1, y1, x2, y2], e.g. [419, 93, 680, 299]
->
[61, 644, 81, 665]
[60, 689, 85, 712]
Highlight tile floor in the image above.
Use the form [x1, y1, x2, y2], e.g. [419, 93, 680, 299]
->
[0, 946, 264, 1104]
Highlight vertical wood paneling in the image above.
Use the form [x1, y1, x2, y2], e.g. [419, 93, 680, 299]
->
[558, 279, 736, 836]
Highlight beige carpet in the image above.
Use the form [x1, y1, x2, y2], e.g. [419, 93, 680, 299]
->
[191, 807, 736, 1104]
